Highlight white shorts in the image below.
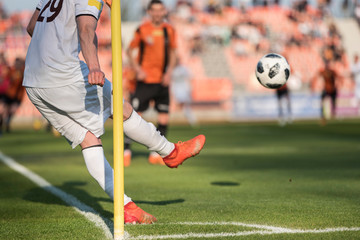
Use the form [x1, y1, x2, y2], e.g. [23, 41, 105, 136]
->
[26, 78, 112, 148]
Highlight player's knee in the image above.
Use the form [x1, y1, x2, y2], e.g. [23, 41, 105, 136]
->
[80, 131, 102, 149]
[123, 101, 133, 120]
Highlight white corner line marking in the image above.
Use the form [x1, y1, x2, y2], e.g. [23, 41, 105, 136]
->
[0, 152, 117, 240]
[129, 222, 360, 239]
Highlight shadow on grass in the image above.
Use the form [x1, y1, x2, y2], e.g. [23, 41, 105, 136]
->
[211, 181, 240, 186]
[23, 181, 113, 219]
[132, 199, 185, 205]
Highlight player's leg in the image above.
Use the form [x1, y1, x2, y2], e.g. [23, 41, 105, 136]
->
[285, 91, 292, 123]
[123, 100, 206, 168]
[276, 91, 285, 126]
[124, 82, 152, 166]
[123, 100, 173, 157]
[330, 91, 337, 119]
[26, 85, 154, 224]
[0, 98, 4, 135]
[4, 98, 16, 133]
[147, 111, 169, 165]
[81, 132, 156, 223]
[320, 90, 327, 122]
[148, 85, 170, 164]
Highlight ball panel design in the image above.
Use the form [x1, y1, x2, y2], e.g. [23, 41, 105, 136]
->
[265, 53, 282, 59]
[285, 68, 290, 80]
[266, 83, 283, 89]
[268, 63, 280, 79]
[255, 53, 290, 89]
[257, 61, 264, 74]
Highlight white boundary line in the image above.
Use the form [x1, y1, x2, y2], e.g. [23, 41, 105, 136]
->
[129, 222, 360, 240]
[0, 152, 114, 240]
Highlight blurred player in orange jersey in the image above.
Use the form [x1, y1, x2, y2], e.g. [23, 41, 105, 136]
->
[312, 61, 341, 124]
[4, 57, 25, 133]
[0, 53, 10, 135]
[125, 0, 177, 166]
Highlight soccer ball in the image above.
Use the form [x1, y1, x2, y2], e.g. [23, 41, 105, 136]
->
[255, 53, 290, 89]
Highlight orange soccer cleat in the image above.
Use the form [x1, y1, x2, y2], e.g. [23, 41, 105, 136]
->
[163, 135, 206, 168]
[148, 152, 165, 165]
[124, 202, 157, 224]
[124, 149, 131, 167]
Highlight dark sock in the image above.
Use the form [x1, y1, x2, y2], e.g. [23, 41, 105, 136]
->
[157, 123, 168, 137]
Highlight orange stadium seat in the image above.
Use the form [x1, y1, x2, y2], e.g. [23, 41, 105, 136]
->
[192, 78, 232, 102]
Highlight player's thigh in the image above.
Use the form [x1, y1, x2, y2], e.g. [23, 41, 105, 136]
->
[26, 80, 112, 146]
[67, 79, 112, 137]
[26, 87, 88, 148]
[154, 85, 170, 113]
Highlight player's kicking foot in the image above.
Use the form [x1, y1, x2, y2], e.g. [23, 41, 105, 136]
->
[124, 202, 157, 224]
[163, 135, 206, 168]
[148, 152, 165, 165]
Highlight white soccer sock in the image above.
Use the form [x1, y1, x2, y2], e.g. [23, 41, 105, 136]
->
[82, 146, 132, 205]
[123, 110, 175, 157]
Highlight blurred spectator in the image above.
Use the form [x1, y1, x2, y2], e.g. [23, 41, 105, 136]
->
[190, 34, 203, 55]
[294, 0, 308, 12]
[318, 0, 332, 17]
[0, 2, 7, 20]
[171, 58, 196, 125]
[175, 0, 194, 22]
[355, 2, 360, 25]
[4, 57, 25, 133]
[351, 54, 360, 110]
[206, 0, 222, 14]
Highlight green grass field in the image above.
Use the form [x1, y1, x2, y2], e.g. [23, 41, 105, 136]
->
[1, 120, 360, 240]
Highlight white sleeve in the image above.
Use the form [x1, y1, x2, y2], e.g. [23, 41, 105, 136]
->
[75, 0, 104, 20]
[36, 0, 45, 10]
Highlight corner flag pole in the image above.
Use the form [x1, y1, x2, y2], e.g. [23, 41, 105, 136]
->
[111, 0, 124, 239]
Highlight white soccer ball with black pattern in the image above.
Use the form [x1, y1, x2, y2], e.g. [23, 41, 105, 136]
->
[255, 53, 290, 89]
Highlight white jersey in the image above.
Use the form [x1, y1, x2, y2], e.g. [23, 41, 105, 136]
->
[23, 0, 104, 88]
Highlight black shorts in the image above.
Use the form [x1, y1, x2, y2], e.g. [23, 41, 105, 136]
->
[3, 96, 21, 106]
[131, 82, 170, 113]
[321, 90, 337, 102]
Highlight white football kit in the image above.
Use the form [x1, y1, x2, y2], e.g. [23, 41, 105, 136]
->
[23, 0, 175, 206]
[24, 0, 111, 148]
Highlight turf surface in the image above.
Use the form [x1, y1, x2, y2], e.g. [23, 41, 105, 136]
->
[0, 120, 359, 239]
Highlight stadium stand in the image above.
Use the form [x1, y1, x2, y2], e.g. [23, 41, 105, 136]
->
[0, 0, 358, 123]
